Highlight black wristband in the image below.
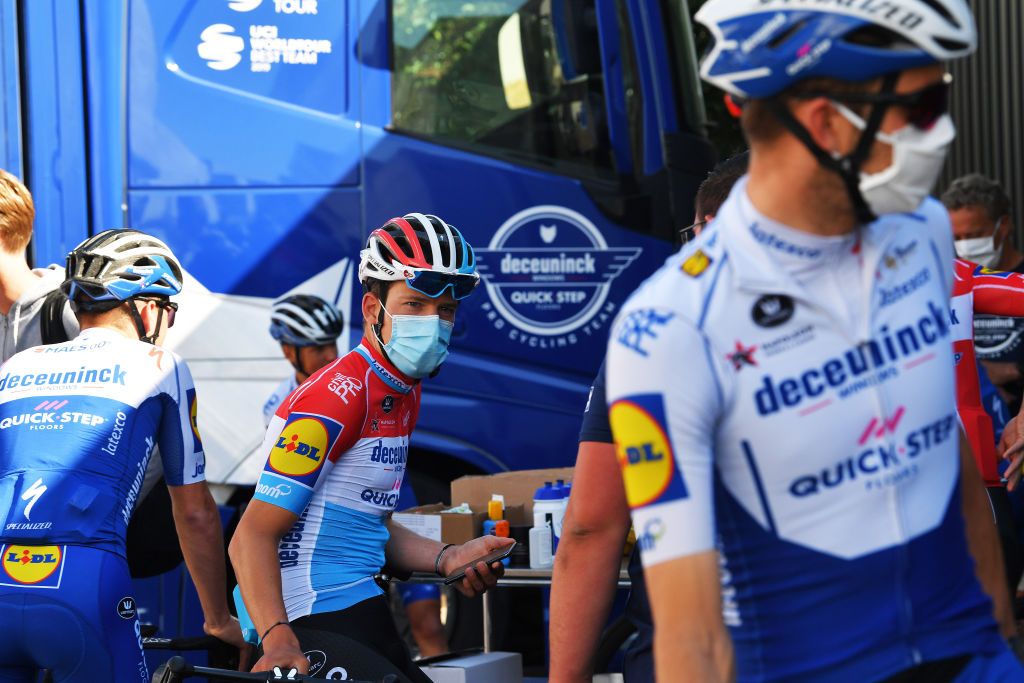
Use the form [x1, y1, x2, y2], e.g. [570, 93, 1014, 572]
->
[260, 620, 289, 644]
[435, 543, 454, 577]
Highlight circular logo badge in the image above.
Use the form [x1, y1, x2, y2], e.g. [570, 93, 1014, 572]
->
[752, 294, 794, 328]
[304, 650, 328, 676]
[117, 596, 137, 620]
[475, 206, 641, 337]
[608, 402, 674, 508]
[2, 545, 62, 584]
[269, 418, 328, 476]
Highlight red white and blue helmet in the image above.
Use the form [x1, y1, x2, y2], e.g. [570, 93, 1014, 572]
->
[695, 0, 976, 99]
[269, 294, 344, 347]
[358, 213, 479, 300]
[63, 229, 183, 305]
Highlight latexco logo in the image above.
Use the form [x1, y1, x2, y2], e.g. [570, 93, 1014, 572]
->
[197, 24, 245, 71]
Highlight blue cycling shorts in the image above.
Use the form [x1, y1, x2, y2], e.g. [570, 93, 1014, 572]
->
[0, 544, 147, 682]
[397, 582, 440, 606]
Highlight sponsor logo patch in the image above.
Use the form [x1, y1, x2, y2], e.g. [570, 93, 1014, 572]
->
[616, 309, 675, 357]
[751, 294, 794, 328]
[187, 388, 203, 453]
[609, 394, 688, 508]
[269, 417, 329, 476]
[2, 545, 64, 587]
[117, 596, 137, 620]
[681, 250, 712, 277]
[726, 341, 758, 371]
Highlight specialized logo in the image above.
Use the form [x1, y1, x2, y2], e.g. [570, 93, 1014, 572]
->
[117, 596, 137, 620]
[21, 478, 46, 521]
[751, 294, 794, 328]
[270, 417, 328, 476]
[609, 394, 688, 508]
[758, 0, 925, 30]
[755, 301, 948, 415]
[187, 388, 203, 453]
[328, 374, 363, 404]
[681, 250, 712, 277]
[616, 309, 675, 357]
[727, 341, 758, 371]
[197, 24, 245, 71]
[2, 545, 63, 586]
[476, 206, 641, 348]
[0, 365, 126, 392]
[789, 414, 955, 498]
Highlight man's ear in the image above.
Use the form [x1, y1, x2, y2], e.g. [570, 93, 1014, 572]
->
[362, 291, 380, 324]
[794, 97, 843, 155]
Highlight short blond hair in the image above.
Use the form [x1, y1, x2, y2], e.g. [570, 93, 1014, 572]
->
[0, 169, 34, 253]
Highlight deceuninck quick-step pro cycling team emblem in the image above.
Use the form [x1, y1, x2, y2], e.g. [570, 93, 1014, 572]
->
[476, 206, 641, 349]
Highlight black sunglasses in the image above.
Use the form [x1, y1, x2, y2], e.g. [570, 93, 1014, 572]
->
[679, 220, 707, 245]
[802, 73, 952, 131]
[137, 298, 178, 328]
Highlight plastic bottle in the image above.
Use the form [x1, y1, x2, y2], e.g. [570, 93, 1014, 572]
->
[529, 513, 554, 569]
[533, 481, 561, 555]
[483, 496, 511, 566]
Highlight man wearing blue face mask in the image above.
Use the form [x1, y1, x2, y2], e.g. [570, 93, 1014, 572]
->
[230, 214, 512, 680]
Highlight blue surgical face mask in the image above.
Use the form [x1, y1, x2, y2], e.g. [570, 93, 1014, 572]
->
[381, 306, 454, 378]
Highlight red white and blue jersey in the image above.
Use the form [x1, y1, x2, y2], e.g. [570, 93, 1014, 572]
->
[253, 340, 420, 620]
[951, 259, 1024, 485]
[0, 327, 206, 558]
[606, 184, 1002, 682]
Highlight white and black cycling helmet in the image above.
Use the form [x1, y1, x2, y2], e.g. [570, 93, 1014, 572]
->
[269, 294, 344, 347]
[358, 213, 479, 300]
[63, 229, 183, 306]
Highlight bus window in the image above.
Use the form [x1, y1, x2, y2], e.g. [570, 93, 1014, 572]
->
[391, 0, 614, 178]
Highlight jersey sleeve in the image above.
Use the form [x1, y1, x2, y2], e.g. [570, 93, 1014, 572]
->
[968, 263, 1024, 316]
[159, 356, 206, 486]
[605, 306, 721, 567]
[251, 371, 366, 516]
[578, 361, 612, 445]
[920, 197, 955, 297]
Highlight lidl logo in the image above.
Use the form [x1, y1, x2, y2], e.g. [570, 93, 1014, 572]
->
[187, 388, 203, 453]
[681, 250, 711, 277]
[2, 544, 63, 586]
[609, 395, 687, 508]
[269, 417, 328, 477]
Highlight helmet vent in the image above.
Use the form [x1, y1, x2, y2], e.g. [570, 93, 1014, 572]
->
[768, 19, 807, 50]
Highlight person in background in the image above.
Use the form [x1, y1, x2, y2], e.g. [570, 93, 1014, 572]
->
[549, 151, 749, 683]
[944, 174, 1024, 415]
[0, 168, 77, 361]
[263, 293, 448, 658]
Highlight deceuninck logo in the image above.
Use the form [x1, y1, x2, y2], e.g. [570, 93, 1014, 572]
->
[476, 206, 641, 349]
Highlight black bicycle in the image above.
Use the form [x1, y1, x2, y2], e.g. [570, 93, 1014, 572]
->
[154, 656, 398, 682]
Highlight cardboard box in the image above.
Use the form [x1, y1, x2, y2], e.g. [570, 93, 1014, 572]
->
[392, 503, 482, 545]
[419, 651, 522, 683]
[450, 467, 574, 525]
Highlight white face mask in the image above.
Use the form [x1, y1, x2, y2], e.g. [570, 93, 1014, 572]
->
[833, 103, 956, 216]
[954, 217, 1005, 268]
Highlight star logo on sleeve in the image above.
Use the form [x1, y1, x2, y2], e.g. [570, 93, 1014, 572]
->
[726, 341, 758, 371]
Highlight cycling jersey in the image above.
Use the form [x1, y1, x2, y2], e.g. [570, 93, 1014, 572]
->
[263, 375, 298, 428]
[252, 340, 420, 620]
[951, 259, 1024, 485]
[606, 181, 1003, 683]
[0, 326, 206, 682]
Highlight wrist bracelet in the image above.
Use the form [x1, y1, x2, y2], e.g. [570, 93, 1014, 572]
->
[435, 543, 454, 577]
[260, 620, 289, 644]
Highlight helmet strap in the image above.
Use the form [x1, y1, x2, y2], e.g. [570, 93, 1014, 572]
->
[765, 72, 898, 225]
[127, 299, 163, 345]
[370, 288, 397, 368]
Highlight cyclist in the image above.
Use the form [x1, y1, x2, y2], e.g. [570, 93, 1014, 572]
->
[0, 229, 244, 681]
[263, 292, 448, 658]
[230, 214, 511, 680]
[550, 151, 749, 683]
[0, 168, 77, 361]
[263, 294, 345, 427]
[606, 1, 1022, 681]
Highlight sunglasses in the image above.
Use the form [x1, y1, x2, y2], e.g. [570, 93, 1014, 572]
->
[804, 73, 952, 131]
[138, 298, 179, 328]
[405, 269, 480, 300]
[679, 220, 706, 245]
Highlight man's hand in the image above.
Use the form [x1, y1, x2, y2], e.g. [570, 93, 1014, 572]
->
[997, 415, 1024, 491]
[441, 536, 514, 598]
[204, 616, 252, 671]
[251, 623, 308, 675]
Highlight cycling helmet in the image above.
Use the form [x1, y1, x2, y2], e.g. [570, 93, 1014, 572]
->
[63, 229, 183, 305]
[696, 0, 976, 99]
[269, 294, 344, 347]
[358, 213, 479, 300]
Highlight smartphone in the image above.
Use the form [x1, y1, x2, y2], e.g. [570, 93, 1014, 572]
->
[443, 541, 517, 586]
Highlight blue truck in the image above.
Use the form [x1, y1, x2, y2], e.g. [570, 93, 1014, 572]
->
[1, 0, 712, 665]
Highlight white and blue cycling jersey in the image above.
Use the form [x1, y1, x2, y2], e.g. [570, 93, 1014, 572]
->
[0, 327, 206, 557]
[606, 179, 1003, 682]
[262, 375, 297, 428]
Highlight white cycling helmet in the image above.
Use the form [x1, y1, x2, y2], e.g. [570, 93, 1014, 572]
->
[269, 294, 344, 347]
